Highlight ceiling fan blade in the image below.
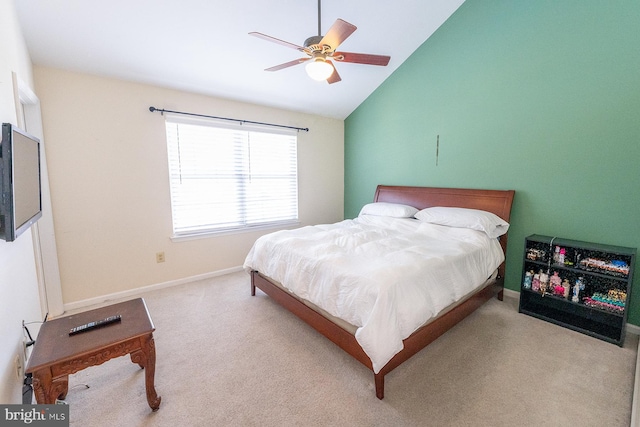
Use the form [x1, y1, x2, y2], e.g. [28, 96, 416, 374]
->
[326, 61, 341, 84]
[265, 58, 310, 72]
[249, 32, 305, 51]
[320, 19, 357, 51]
[333, 51, 390, 66]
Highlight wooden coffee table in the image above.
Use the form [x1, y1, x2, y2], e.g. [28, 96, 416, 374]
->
[26, 298, 161, 411]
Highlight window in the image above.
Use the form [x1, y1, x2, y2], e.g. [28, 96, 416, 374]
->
[164, 115, 298, 237]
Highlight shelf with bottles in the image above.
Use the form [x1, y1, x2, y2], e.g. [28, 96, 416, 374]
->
[519, 234, 635, 346]
[521, 266, 628, 317]
[525, 241, 632, 279]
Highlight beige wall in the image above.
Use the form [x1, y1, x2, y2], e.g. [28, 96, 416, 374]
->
[0, 0, 43, 404]
[34, 67, 344, 306]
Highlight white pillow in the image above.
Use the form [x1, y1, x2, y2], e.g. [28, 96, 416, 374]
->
[358, 202, 418, 218]
[415, 207, 509, 238]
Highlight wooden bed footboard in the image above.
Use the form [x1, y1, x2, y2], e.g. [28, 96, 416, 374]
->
[249, 185, 514, 399]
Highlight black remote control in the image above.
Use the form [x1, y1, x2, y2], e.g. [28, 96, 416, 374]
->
[69, 315, 122, 335]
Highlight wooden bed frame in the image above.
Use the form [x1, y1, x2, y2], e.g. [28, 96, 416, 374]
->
[250, 185, 515, 399]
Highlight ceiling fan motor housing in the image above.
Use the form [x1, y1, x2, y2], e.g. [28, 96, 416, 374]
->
[304, 35, 323, 48]
[304, 35, 332, 56]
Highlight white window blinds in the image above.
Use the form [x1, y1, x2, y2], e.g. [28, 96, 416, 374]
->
[165, 116, 298, 236]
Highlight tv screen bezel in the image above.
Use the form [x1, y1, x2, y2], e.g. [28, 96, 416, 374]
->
[0, 123, 43, 242]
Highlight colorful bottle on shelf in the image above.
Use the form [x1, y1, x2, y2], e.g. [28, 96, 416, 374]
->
[523, 271, 533, 289]
[562, 279, 571, 299]
[572, 277, 584, 302]
[539, 270, 549, 295]
[532, 272, 540, 292]
[550, 271, 562, 296]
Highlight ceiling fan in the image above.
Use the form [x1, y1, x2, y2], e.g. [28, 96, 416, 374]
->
[249, 0, 390, 84]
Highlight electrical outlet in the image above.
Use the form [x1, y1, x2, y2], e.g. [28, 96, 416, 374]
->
[156, 252, 165, 263]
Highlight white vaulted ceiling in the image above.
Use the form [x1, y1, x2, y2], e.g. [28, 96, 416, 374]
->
[15, 0, 464, 119]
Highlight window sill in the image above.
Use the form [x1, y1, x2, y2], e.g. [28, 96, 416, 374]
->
[170, 221, 301, 242]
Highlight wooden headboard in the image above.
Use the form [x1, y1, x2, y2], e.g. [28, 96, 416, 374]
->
[374, 185, 516, 277]
[374, 185, 515, 222]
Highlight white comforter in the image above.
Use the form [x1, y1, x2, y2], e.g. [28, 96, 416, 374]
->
[243, 215, 505, 373]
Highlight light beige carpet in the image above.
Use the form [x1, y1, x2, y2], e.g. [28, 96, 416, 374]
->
[60, 271, 637, 426]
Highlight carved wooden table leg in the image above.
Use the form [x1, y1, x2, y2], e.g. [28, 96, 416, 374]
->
[130, 334, 161, 411]
[56, 376, 69, 401]
[130, 350, 144, 369]
[32, 369, 68, 404]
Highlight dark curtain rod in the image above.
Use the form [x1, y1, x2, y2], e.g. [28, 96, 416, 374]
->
[149, 106, 309, 132]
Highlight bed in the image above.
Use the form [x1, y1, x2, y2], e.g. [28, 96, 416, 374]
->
[245, 185, 515, 399]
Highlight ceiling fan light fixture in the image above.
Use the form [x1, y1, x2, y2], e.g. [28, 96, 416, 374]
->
[305, 58, 333, 81]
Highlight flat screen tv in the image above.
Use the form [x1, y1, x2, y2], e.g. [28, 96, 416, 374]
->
[0, 123, 42, 242]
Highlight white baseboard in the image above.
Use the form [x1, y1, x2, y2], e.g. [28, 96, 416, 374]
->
[62, 266, 244, 314]
[63, 282, 640, 337]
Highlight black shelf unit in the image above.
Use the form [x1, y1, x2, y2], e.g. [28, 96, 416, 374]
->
[519, 234, 636, 346]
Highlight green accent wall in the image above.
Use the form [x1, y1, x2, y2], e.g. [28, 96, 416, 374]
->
[345, 1, 640, 324]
